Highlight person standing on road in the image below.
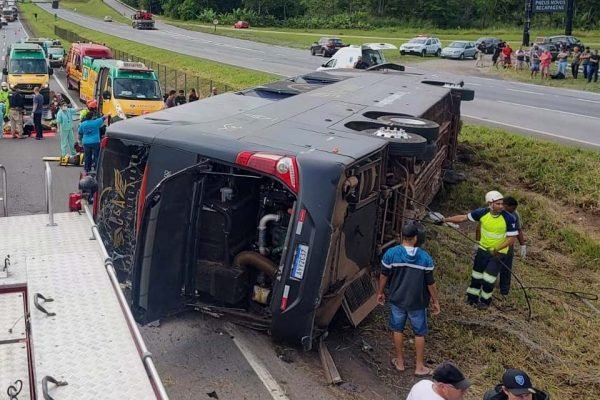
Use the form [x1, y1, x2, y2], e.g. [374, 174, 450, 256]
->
[571, 46, 581, 79]
[501, 43, 513, 68]
[377, 223, 441, 376]
[8, 90, 25, 139]
[515, 47, 526, 71]
[0, 82, 9, 133]
[529, 45, 541, 78]
[174, 89, 187, 106]
[587, 50, 599, 83]
[78, 113, 107, 173]
[32, 86, 45, 140]
[188, 88, 199, 102]
[407, 361, 472, 400]
[437, 191, 518, 309]
[539, 50, 552, 79]
[56, 102, 78, 157]
[483, 368, 550, 400]
[475, 42, 485, 68]
[581, 47, 591, 80]
[165, 90, 176, 108]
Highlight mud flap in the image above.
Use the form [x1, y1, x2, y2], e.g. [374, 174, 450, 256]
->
[341, 269, 379, 327]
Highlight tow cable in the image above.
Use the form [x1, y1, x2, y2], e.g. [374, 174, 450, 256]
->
[399, 193, 599, 321]
[7, 380, 22, 400]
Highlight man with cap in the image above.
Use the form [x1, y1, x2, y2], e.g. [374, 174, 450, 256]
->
[407, 361, 472, 400]
[377, 222, 441, 376]
[437, 190, 518, 309]
[483, 368, 550, 400]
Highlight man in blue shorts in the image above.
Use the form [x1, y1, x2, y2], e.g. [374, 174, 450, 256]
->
[529, 45, 540, 78]
[377, 223, 441, 376]
[440, 191, 518, 309]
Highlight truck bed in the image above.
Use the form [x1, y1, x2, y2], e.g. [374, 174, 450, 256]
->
[0, 212, 159, 399]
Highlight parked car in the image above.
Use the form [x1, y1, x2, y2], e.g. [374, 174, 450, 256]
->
[104, 15, 113, 22]
[535, 43, 559, 61]
[399, 36, 441, 57]
[547, 35, 584, 51]
[475, 37, 501, 54]
[441, 41, 478, 59]
[0, 16, 7, 26]
[47, 46, 66, 68]
[310, 37, 345, 57]
[233, 20, 249, 29]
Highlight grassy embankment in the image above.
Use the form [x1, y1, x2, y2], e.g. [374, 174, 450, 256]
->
[59, 0, 131, 24]
[20, 3, 277, 93]
[352, 125, 600, 400]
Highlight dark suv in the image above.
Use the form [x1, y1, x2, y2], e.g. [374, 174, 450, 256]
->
[547, 35, 584, 51]
[310, 37, 345, 57]
[475, 37, 501, 54]
[96, 70, 474, 350]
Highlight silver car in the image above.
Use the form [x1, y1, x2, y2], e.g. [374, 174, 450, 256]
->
[441, 41, 478, 60]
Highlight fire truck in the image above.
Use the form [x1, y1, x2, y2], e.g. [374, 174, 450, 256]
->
[132, 10, 155, 30]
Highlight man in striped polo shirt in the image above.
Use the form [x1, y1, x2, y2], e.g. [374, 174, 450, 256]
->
[440, 191, 518, 309]
[377, 223, 441, 376]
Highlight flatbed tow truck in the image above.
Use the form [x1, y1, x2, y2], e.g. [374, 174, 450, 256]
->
[0, 164, 168, 399]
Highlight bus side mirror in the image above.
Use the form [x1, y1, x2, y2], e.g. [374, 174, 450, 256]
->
[102, 90, 111, 100]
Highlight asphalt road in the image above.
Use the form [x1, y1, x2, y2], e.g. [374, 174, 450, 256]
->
[0, 21, 81, 217]
[39, 0, 600, 149]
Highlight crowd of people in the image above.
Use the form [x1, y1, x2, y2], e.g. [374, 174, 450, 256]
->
[480, 40, 599, 82]
[377, 190, 540, 399]
[164, 87, 217, 108]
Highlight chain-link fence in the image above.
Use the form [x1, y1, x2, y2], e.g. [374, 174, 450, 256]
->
[54, 26, 232, 98]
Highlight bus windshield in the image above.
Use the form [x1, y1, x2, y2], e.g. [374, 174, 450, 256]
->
[113, 78, 161, 100]
[9, 58, 47, 74]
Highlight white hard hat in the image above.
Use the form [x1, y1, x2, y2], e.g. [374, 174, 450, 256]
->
[1, 82, 7, 88]
[485, 190, 504, 203]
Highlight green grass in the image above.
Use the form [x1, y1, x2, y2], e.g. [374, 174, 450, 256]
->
[165, 19, 600, 49]
[58, 0, 131, 24]
[485, 64, 600, 93]
[361, 124, 600, 399]
[20, 3, 277, 92]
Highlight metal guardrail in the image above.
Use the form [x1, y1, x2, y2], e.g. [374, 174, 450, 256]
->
[0, 164, 6, 217]
[44, 162, 57, 226]
[82, 204, 170, 400]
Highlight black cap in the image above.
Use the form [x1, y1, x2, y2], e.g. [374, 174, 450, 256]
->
[432, 362, 472, 390]
[401, 223, 419, 238]
[502, 369, 536, 395]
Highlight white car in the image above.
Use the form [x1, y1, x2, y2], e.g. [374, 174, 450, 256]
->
[104, 15, 113, 22]
[0, 17, 6, 26]
[399, 37, 442, 57]
[317, 43, 397, 71]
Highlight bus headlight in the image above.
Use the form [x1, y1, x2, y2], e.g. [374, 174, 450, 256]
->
[115, 103, 126, 119]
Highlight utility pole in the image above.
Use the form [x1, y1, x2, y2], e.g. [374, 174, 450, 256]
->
[522, 0, 533, 46]
[565, 0, 574, 35]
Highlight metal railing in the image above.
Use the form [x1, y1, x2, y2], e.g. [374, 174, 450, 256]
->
[0, 164, 6, 217]
[82, 204, 170, 400]
[44, 162, 57, 227]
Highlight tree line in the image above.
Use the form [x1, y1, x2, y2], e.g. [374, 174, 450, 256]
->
[124, 0, 600, 30]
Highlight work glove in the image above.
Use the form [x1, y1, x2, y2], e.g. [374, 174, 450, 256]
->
[429, 211, 445, 225]
[519, 245, 527, 259]
[473, 242, 480, 253]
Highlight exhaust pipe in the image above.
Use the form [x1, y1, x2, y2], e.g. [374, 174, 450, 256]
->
[233, 251, 277, 278]
[258, 213, 280, 255]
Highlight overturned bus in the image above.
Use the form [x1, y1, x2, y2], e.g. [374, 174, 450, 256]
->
[95, 69, 474, 349]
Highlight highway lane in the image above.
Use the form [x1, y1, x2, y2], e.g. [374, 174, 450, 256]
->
[0, 21, 81, 216]
[39, 1, 600, 148]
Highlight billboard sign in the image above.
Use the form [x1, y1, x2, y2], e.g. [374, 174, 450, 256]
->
[534, 0, 566, 13]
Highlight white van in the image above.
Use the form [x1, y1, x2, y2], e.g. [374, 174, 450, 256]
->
[317, 43, 397, 71]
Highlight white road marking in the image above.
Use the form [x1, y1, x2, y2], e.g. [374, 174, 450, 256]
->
[225, 323, 289, 400]
[463, 114, 600, 148]
[497, 100, 600, 121]
[506, 88, 545, 96]
[466, 82, 481, 86]
[577, 98, 600, 104]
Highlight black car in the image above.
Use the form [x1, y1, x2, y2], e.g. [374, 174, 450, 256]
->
[475, 37, 501, 54]
[310, 37, 345, 57]
[547, 35, 584, 51]
[96, 69, 473, 349]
